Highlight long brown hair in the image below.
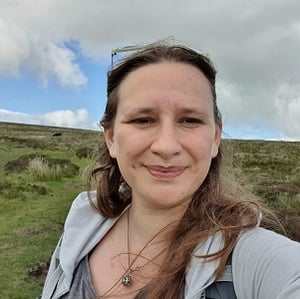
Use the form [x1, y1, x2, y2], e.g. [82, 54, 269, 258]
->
[89, 43, 271, 298]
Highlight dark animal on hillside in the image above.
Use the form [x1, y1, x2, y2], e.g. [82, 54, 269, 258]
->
[52, 133, 62, 137]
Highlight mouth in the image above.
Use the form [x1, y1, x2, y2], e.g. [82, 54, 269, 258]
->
[146, 165, 185, 179]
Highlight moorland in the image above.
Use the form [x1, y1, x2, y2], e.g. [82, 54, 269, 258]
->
[0, 121, 299, 298]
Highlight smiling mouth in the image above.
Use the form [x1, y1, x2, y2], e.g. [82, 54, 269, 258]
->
[146, 166, 185, 179]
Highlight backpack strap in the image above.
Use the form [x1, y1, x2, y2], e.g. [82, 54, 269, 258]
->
[202, 254, 237, 299]
[214, 253, 233, 282]
[214, 264, 233, 282]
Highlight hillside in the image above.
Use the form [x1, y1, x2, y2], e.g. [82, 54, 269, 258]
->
[0, 121, 299, 298]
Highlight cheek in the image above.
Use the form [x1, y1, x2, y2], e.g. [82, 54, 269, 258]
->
[188, 138, 217, 162]
[116, 132, 147, 158]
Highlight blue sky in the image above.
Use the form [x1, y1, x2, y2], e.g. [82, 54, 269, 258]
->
[0, 49, 107, 129]
[0, 1, 299, 140]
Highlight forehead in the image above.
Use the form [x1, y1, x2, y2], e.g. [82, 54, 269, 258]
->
[117, 62, 214, 109]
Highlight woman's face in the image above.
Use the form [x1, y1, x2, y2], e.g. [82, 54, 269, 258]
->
[105, 62, 221, 212]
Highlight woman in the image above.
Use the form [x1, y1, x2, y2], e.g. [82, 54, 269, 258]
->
[41, 43, 300, 299]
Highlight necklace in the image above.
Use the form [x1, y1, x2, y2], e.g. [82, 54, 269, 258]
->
[121, 210, 138, 286]
[100, 209, 167, 297]
[121, 210, 163, 287]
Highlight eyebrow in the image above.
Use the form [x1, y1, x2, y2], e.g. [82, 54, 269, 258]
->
[125, 107, 156, 114]
[176, 107, 206, 114]
[121, 106, 210, 118]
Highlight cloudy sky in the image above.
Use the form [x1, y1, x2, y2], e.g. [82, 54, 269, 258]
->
[0, 0, 300, 140]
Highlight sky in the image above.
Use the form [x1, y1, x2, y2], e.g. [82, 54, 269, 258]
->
[0, 0, 300, 140]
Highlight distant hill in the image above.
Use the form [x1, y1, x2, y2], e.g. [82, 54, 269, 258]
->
[0, 121, 299, 297]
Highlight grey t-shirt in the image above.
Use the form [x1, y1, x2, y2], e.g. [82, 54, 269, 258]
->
[61, 255, 147, 299]
[61, 255, 97, 299]
[59, 255, 236, 299]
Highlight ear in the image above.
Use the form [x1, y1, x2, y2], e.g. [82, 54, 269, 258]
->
[212, 122, 222, 158]
[104, 127, 116, 158]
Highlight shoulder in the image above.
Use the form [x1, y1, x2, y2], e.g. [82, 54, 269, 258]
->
[69, 190, 96, 210]
[232, 228, 300, 299]
[64, 191, 100, 225]
[59, 191, 116, 276]
[235, 227, 300, 255]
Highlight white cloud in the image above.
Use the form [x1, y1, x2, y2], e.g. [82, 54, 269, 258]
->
[0, 109, 33, 123]
[0, 108, 98, 130]
[27, 42, 87, 87]
[41, 108, 89, 127]
[273, 84, 300, 140]
[0, 0, 300, 139]
[0, 0, 87, 86]
[0, 17, 30, 76]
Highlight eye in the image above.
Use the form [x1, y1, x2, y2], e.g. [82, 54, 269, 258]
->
[180, 117, 202, 126]
[131, 118, 155, 125]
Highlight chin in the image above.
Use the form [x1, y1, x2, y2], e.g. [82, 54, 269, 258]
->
[149, 194, 192, 210]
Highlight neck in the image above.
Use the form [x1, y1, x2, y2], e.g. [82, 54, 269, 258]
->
[128, 202, 186, 247]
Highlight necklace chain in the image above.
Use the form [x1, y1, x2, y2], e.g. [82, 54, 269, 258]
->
[122, 210, 133, 286]
[100, 208, 166, 297]
[121, 209, 163, 287]
[122, 209, 139, 286]
[100, 209, 166, 298]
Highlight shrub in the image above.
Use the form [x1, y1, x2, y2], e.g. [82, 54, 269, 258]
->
[27, 157, 63, 181]
[5, 154, 79, 178]
[4, 153, 38, 173]
[47, 158, 79, 177]
[75, 147, 94, 159]
[27, 184, 48, 195]
[0, 180, 13, 195]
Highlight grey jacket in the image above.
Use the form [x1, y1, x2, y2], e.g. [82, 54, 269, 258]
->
[41, 192, 300, 299]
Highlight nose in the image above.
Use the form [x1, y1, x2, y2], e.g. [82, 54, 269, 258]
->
[150, 121, 182, 160]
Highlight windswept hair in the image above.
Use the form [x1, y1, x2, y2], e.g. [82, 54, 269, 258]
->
[88, 42, 275, 299]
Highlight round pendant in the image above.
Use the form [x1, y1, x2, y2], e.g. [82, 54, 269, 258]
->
[122, 274, 132, 286]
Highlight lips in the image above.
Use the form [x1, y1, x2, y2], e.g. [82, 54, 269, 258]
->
[146, 166, 185, 179]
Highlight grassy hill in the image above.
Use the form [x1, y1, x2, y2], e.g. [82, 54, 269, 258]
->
[0, 121, 299, 298]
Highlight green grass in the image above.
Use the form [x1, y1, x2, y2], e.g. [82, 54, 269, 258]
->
[228, 139, 300, 240]
[0, 122, 299, 298]
[0, 122, 101, 298]
[0, 188, 74, 298]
